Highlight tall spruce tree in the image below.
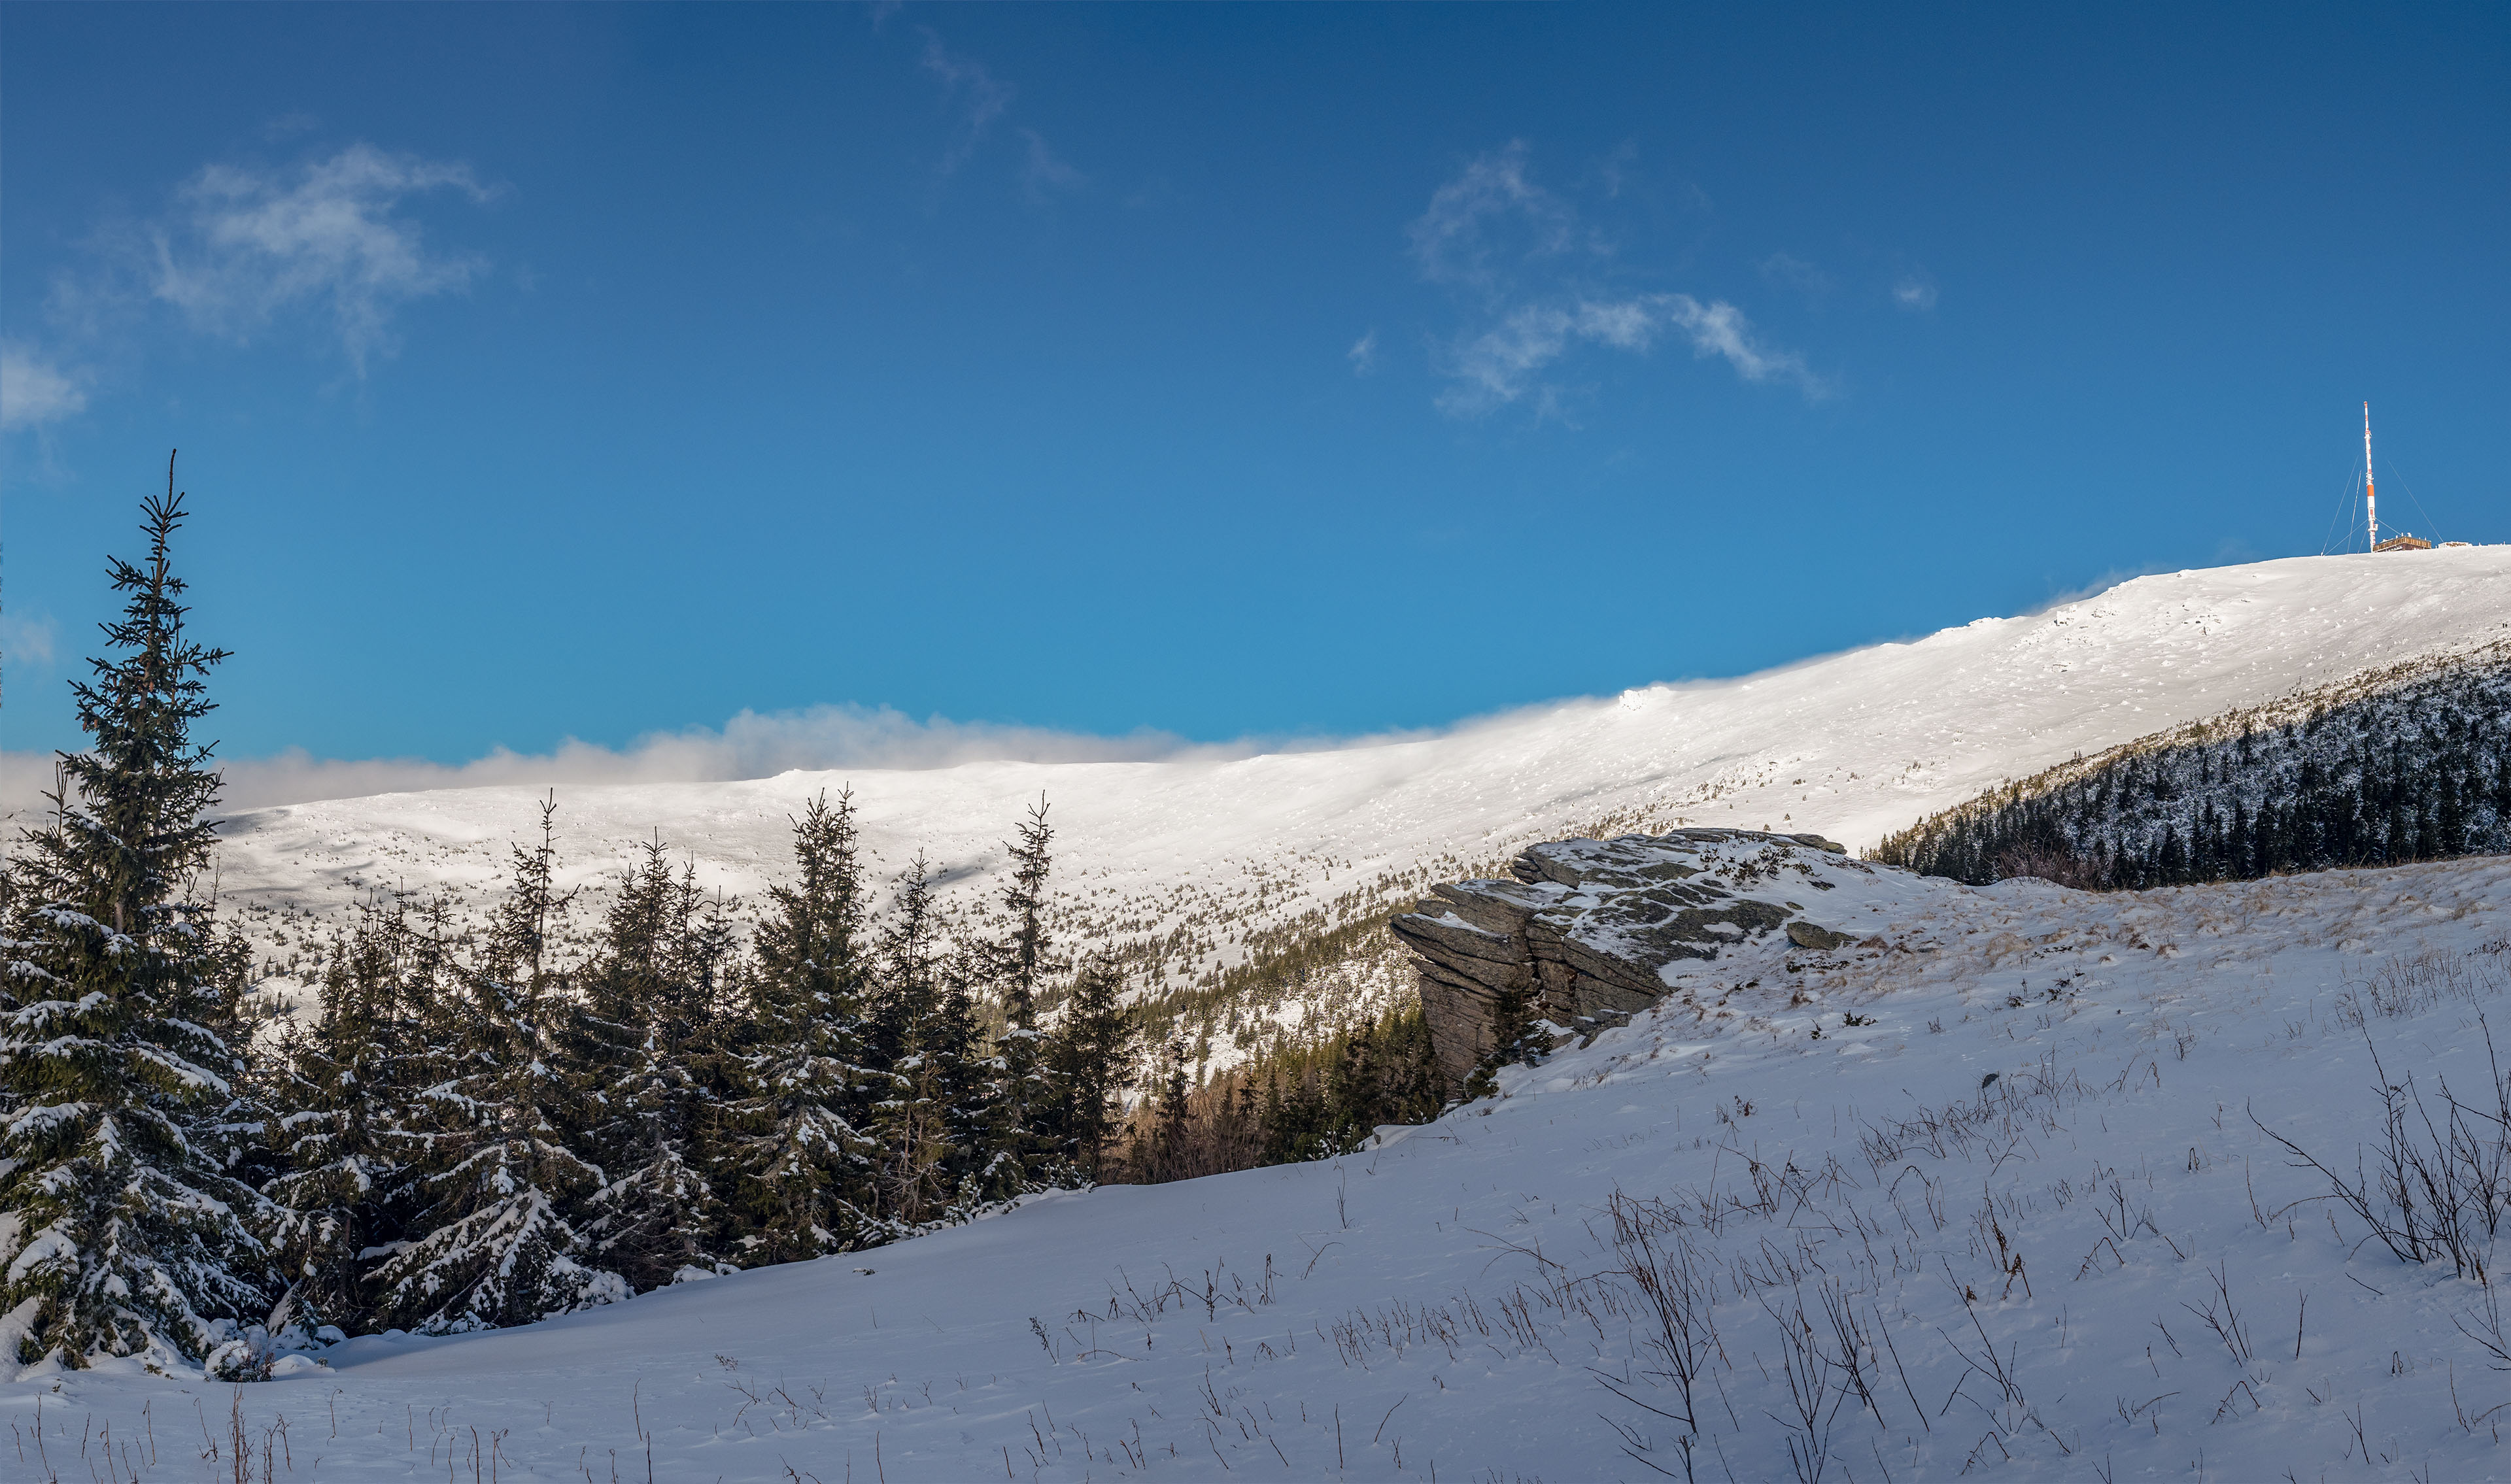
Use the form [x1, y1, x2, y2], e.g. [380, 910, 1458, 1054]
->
[932, 943, 1003, 1204]
[1143, 1039, 1193, 1181]
[983, 796, 1060, 1194]
[997, 796, 1057, 1024]
[868, 856, 956, 1230]
[369, 801, 626, 1332]
[0, 469, 275, 1372]
[575, 841, 736, 1290]
[264, 894, 449, 1336]
[721, 792, 879, 1263]
[1042, 960, 1140, 1183]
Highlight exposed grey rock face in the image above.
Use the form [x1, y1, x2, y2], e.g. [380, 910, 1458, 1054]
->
[1786, 920, 1858, 950]
[1391, 829, 1871, 1084]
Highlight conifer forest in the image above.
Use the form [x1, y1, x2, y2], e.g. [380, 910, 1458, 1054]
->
[1874, 649, 2511, 888]
[0, 479, 1443, 1375]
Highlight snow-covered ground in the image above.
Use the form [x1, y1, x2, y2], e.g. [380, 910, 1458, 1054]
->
[196, 547, 2511, 1021]
[11, 547, 2510, 1479]
[10, 851, 2511, 1480]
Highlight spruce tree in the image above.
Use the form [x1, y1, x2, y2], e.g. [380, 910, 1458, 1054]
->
[1042, 960, 1140, 1183]
[923, 954, 995, 1218]
[982, 796, 1060, 1196]
[1150, 1039, 1193, 1181]
[369, 801, 626, 1332]
[1459, 977, 1551, 1104]
[1327, 1029, 1382, 1149]
[997, 796, 1057, 1024]
[576, 840, 736, 1290]
[868, 856, 953, 1230]
[264, 894, 447, 1336]
[1263, 1068, 1331, 1164]
[0, 472, 275, 1372]
[721, 793, 879, 1263]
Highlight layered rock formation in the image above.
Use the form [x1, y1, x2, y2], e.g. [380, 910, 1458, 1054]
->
[1391, 830, 1877, 1083]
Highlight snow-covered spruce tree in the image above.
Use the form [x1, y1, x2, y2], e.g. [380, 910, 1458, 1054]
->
[866, 855, 957, 1231]
[719, 792, 880, 1264]
[980, 796, 1062, 1198]
[1041, 960, 1140, 1183]
[264, 894, 451, 1335]
[0, 473, 276, 1372]
[573, 839, 738, 1290]
[934, 941, 1008, 1206]
[369, 801, 626, 1332]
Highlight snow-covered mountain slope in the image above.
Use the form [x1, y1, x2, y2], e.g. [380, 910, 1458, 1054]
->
[14, 851, 2511, 1479]
[202, 548, 2510, 1015]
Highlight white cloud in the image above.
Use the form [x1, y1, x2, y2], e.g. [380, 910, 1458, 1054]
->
[1407, 141, 1580, 292]
[921, 31, 1014, 177]
[0, 343, 86, 430]
[1407, 146, 1820, 416]
[1892, 275, 1938, 311]
[0, 705, 1226, 820]
[147, 144, 496, 373]
[0, 695, 1499, 823]
[1439, 293, 1825, 416]
[1, 611, 58, 671]
[1019, 128, 1084, 202]
[1665, 297, 1823, 390]
[1347, 330, 1378, 375]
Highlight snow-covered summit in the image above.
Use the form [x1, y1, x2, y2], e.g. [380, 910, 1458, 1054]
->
[204, 548, 2511, 1008]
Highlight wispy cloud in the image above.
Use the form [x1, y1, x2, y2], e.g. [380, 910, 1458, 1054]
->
[921, 30, 1014, 178]
[1410, 144, 1823, 416]
[1, 610, 58, 671]
[1439, 294, 1824, 415]
[1664, 297, 1823, 391]
[1407, 140, 1582, 294]
[144, 144, 497, 373]
[1892, 273, 1938, 311]
[1019, 128, 1085, 202]
[0, 343, 86, 430]
[1347, 330, 1378, 375]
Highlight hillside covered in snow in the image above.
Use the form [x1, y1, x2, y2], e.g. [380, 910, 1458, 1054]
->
[9, 547, 2511, 1480]
[203, 548, 2511, 1045]
[12, 844, 2511, 1480]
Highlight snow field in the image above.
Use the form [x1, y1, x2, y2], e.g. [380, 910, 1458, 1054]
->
[199, 548, 2511, 1042]
[9, 852, 2511, 1479]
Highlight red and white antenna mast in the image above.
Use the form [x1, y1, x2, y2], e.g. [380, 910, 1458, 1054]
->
[2364, 401, 2379, 550]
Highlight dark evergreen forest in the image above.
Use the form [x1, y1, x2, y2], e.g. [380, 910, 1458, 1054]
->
[0, 477, 1444, 1374]
[1873, 650, 2511, 888]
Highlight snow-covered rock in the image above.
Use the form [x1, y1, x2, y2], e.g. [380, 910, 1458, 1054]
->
[1394, 829, 1953, 1080]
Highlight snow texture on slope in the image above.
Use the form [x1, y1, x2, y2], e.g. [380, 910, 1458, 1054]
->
[201, 549, 2511, 1015]
[10, 852, 2511, 1479]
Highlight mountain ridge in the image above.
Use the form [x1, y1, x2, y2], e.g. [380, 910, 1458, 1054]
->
[180, 547, 2511, 1035]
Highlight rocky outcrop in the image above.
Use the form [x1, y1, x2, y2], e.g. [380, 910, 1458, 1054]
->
[1390, 830, 1868, 1084]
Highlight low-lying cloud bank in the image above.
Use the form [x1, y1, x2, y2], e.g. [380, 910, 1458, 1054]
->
[1, 703, 1307, 818]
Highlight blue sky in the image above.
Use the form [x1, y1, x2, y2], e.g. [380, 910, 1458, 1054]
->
[5, 3, 2505, 792]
